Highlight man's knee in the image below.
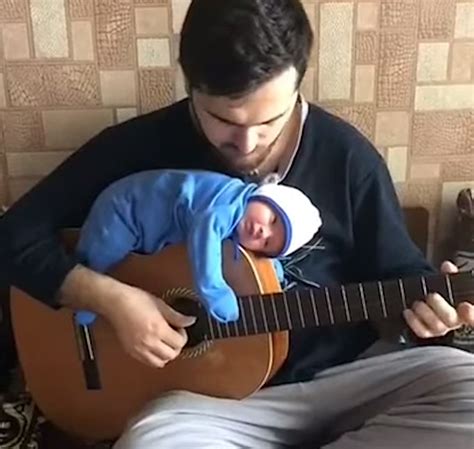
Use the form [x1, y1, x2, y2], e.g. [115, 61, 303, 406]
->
[419, 346, 474, 395]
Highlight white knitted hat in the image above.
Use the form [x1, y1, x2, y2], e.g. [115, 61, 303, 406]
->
[249, 183, 322, 256]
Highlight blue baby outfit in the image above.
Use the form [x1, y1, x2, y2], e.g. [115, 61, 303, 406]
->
[76, 169, 282, 323]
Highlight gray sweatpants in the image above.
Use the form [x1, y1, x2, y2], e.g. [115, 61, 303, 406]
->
[114, 344, 474, 449]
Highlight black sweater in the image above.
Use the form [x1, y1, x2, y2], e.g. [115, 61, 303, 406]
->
[0, 99, 434, 385]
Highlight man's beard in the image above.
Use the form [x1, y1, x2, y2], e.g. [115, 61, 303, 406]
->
[216, 138, 278, 176]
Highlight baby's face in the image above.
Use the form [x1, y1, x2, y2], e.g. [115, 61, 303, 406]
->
[237, 200, 285, 256]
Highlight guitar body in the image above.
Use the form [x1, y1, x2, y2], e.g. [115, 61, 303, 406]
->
[10, 233, 288, 441]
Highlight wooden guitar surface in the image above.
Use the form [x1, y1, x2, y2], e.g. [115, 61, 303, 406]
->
[10, 234, 288, 441]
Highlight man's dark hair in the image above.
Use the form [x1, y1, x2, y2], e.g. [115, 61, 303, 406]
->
[179, 0, 313, 97]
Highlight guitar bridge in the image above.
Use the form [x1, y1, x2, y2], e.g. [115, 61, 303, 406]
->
[73, 320, 101, 390]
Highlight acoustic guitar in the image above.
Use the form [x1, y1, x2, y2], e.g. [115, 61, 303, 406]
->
[10, 230, 474, 442]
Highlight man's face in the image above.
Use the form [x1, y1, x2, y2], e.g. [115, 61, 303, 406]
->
[191, 67, 299, 174]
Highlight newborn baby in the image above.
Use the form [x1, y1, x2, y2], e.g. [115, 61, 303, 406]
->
[75, 169, 322, 323]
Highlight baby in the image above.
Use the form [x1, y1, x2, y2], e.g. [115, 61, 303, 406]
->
[75, 169, 321, 324]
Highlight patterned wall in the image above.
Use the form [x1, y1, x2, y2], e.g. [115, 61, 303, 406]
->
[0, 0, 472, 263]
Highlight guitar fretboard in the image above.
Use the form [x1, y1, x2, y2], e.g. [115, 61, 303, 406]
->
[203, 271, 474, 340]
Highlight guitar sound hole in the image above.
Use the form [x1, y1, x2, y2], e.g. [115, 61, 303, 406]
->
[172, 297, 204, 348]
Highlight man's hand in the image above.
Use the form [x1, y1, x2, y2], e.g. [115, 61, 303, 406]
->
[60, 265, 196, 368]
[105, 286, 196, 367]
[403, 261, 474, 339]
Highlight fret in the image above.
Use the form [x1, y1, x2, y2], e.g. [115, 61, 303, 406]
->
[309, 289, 320, 326]
[295, 290, 306, 328]
[216, 320, 223, 339]
[240, 298, 249, 336]
[398, 279, 407, 309]
[377, 281, 388, 318]
[358, 283, 369, 320]
[341, 285, 350, 321]
[270, 294, 282, 331]
[421, 276, 428, 297]
[207, 314, 216, 340]
[445, 275, 454, 305]
[232, 319, 240, 338]
[283, 294, 293, 330]
[258, 295, 269, 333]
[324, 287, 335, 324]
[248, 297, 258, 334]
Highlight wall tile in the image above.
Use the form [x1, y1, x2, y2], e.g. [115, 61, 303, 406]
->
[380, 0, 417, 28]
[8, 177, 40, 202]
[100, 70, 137, 106]
[174, 64, 186, 101]
[377, 30, 416, 108]
[302, 2, 316, 32]
[0, 0, 27, 21]
[139, 68, 173, 113]
[354, 65, 375, 102]
[416, 42, 449, 82]
[415, 85, 474, 111]
[69, 0, 94, 19]
[6, 151, 71, 177]
[412, 111, 473, 156]
[324, 105, 375, 140]
[442, 156, 474, 181]
[450, 42, 474, 82]
[318, 2, 353, 101]
[301, 67, 315, 102]
[171, 0, 190, 33]
[135, 6, 169, 35]
[30, 0, 69, 58]
[3, 111, 44, 151]
[419, 0, 456, 39]
[387, 146, 408, 183]
[375, 111, 409, 146]
[116, 107, 137, 123]
[454, 3, 474, 38]
[0, 73, 6, 108]
[71, 21, 94, 61]
[137, 37, 171, 67]
[410, 163, 441, 180]
[355, 31, 378, 64]
[42, 109, 114, 149]
[398, 181, 440, 213]
[2, 23, 30, 60]
[357, 2, 378, 30]
[6, 64, 100, 107]
[95, 0, 134, 68]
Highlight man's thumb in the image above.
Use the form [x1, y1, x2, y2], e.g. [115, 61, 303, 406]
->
[161, 303, 197, 328]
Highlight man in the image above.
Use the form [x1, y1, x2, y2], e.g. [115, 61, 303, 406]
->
[0, 1, 473, 448]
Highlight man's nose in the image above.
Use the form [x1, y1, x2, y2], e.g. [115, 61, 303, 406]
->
[232, 127, 259, 154]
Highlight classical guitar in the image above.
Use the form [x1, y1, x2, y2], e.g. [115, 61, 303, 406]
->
[10, 231, 474, 442]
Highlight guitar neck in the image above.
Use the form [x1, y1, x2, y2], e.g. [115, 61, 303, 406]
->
[203, 271, 474, 340]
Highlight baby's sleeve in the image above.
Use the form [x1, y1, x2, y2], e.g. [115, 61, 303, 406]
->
[187, 208, 239, 323]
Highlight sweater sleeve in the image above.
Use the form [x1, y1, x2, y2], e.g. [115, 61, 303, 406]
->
[350, 158, 435, 281]
[0, 125, 155, 308]
[187, 208, 239, 323]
